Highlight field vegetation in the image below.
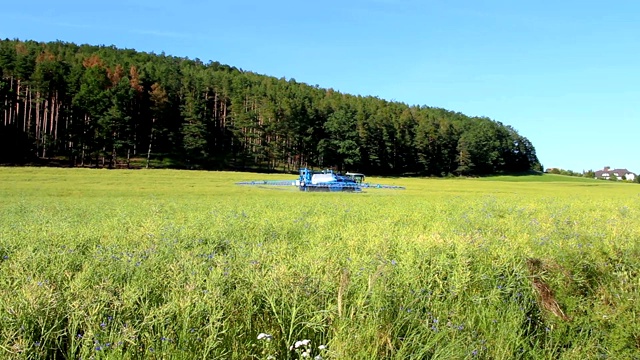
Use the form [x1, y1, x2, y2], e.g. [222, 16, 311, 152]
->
[0, 167, 639, 359]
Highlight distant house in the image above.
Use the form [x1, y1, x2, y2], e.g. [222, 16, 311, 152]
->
[594, 166, 636, 181]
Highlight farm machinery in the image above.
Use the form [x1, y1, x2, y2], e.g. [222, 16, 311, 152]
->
[236, 168, 405, 192]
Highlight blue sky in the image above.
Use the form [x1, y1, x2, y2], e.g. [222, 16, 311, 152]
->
[2, 0, 639, 173]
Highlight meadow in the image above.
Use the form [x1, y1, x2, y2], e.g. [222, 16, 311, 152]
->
[0, 167, 638, 359]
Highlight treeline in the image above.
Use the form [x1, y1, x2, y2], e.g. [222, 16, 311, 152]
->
[547, 168, 640, 183]
[546, 168, 592, 178]
[0, 39, 541, 175]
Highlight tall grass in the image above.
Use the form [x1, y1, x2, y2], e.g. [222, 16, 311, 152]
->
[0, 167, 638, 359]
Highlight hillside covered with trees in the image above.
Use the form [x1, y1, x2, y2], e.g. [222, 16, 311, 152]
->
[0, 39, 541, 175]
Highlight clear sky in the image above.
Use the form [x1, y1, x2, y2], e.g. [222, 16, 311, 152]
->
[2, 0, 638, 173]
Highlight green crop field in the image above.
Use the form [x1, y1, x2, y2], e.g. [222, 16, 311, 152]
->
[0, 167, 639, 359]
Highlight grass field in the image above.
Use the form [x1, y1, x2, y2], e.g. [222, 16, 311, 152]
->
[0, 167, 639, 359]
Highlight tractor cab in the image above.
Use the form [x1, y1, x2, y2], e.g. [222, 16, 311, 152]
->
[345, 172, 365, 184]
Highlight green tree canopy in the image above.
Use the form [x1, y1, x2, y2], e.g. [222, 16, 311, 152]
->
[0, 38, 542, 175]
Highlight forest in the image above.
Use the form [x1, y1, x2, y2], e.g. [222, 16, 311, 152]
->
[0, 39, 541, 175]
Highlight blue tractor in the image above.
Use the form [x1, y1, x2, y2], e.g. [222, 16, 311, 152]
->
[236, 168, 404, 192]
[296, 168, 362, 192]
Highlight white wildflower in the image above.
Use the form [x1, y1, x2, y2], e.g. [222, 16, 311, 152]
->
[318, 344, 327, 350]
[257, 333, 273, 341]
